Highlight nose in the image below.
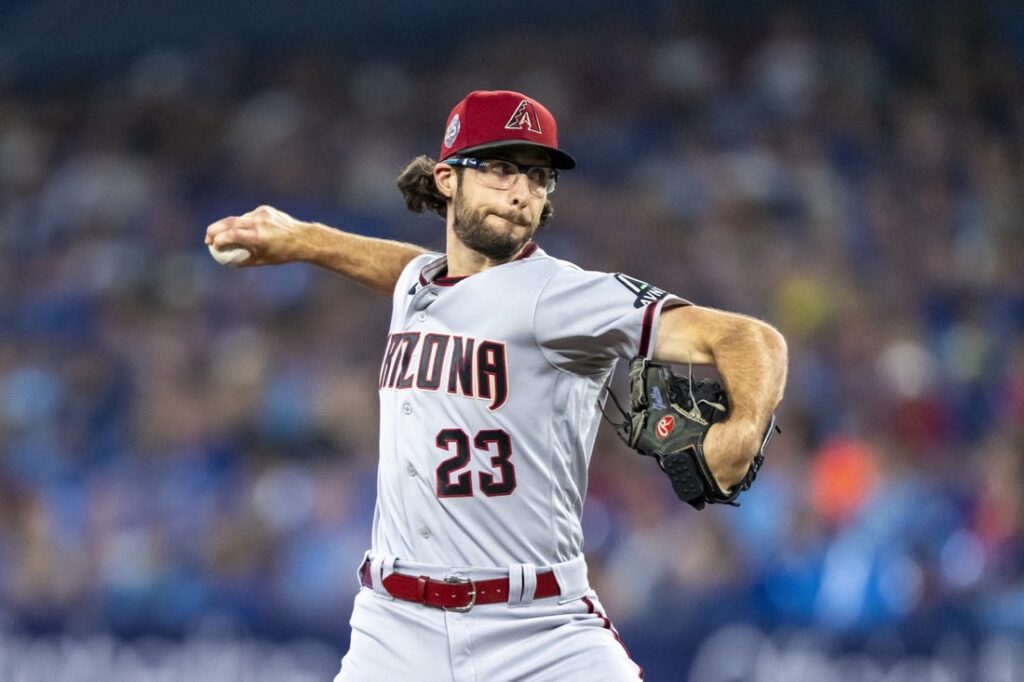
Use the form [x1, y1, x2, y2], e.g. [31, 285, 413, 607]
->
[507, 173, 533, 206]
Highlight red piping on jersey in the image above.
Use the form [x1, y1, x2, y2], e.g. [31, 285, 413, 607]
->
[638, 301, 658, 357]
[434, 274, 466, 287]
[515, 241, 539, 260]
[582, 596, 644, 679]
[419, 241, 539, 287]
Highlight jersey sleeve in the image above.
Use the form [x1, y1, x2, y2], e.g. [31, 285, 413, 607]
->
[388, 252, 441, 326]
[392, 253, 441, 301]
[534, 267, 689, 374]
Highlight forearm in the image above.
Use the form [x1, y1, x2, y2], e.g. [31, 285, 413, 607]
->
[300, 222, 428, 297]
[705, 320, 788, 486]
[206, 205, 429, 297]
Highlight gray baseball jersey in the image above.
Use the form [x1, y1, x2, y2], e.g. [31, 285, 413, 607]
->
[372, 242, 686, 569]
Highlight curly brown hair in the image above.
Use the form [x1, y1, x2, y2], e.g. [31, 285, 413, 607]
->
[396, 155, 554, 227]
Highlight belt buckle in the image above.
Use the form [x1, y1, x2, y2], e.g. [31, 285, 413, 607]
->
[443, 575, 477, 612]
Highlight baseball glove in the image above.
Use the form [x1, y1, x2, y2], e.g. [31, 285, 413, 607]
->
[611, 357, 778, 509]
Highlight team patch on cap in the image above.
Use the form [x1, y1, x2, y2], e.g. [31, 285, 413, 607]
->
[444, 114, 461, 148]
[505, 99, 543, 134]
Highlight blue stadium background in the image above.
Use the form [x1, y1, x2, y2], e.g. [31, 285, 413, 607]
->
[1, 1, 1023, 679]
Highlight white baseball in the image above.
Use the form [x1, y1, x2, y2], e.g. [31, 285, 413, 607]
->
[208, 243, 252, 266]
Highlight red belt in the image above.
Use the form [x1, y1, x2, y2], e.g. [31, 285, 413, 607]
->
[360, 561, 561, 611]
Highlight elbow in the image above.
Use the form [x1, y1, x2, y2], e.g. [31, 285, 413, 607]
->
[726, 315, 787, 362]
[759, 321, 788, 362]
[758, 322, 788, 397]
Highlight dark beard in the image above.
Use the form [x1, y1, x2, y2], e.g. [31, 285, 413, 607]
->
[452, 188, 537, 261]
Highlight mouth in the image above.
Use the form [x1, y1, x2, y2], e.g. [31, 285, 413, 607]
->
[491, 212, 529, 227]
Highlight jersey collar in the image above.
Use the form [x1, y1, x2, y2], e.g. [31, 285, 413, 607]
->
[418, 241, 541, 288]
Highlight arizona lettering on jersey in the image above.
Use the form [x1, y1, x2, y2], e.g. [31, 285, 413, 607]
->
[372, 244, 688, 567]
[378, 332, 508, 410]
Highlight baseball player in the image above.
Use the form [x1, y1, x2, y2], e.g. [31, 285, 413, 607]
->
[206, 90, 787, 681]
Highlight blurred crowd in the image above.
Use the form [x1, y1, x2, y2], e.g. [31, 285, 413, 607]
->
[1, 2, 1022, 665]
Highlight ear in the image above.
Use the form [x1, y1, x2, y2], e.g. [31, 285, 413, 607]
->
[434, 163, 456, 199]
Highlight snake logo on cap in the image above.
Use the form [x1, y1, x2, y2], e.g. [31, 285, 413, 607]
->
[505, 99, 543, 134]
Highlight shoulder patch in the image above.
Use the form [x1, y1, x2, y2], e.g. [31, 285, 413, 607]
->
[614, 273, 669, 309]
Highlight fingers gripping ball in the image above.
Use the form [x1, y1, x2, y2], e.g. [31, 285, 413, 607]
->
[616, 357, 779, 509]
[208, 243, 252, 266]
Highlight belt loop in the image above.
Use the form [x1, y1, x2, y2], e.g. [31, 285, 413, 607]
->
[553, 554, 589, 604]
[370, 555, 396, 599]
[507, 563, 537, 607]
[416, 576, 429, 604]
[507, 564, 524, 606]
[520, 563, 537, 605]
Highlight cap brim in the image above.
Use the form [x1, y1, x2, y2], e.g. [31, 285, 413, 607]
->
[454, 140, 577, 170]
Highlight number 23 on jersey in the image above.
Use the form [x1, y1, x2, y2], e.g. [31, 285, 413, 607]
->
[435, 428, 516, 497]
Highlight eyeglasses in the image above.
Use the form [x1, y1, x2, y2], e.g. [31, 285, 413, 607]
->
[445, 157, 558, 195]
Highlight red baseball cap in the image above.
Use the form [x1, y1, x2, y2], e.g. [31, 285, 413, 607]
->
[439, 90, 576, 170]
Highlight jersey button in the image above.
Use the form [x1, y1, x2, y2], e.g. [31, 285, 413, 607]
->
[419, 527, 431, 539]
[417, 312, 427, 322]
[402, 402, 412, 415]
[407, 464, 417, 477]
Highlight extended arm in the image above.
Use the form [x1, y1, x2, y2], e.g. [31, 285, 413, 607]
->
[653, 304, 788, 489]
[205, 205, 428, 297]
